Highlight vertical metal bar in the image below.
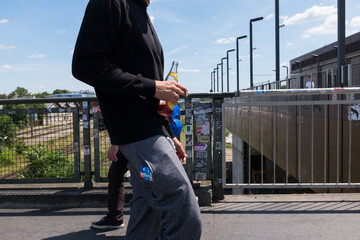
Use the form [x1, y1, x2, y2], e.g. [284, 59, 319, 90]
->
[93, 112, 100, 182]
[222, 102, 227, 188]
[248, 105, 252, 184]
[311, 105, 314, 184]
[348, 64, 352, 86]
[273, 105, 276, 183]
[338, 0, 346, 86]
[337, 104, 340, 184]
[213, 98, 224, 200]
[261, 106, 264, 185]
[298, 106, 302, 183]
[275, 0, 280, 89]
[349, 114, 352, 183]
[82, 101, 93, 189]
[184, 97, 193, 183]
[73, 109, 81, 182]
[324, 105, 327, 184]
[286, 108, 289, 184]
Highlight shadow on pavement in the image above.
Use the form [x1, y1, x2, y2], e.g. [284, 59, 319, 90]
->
[42, 229, 126, 240]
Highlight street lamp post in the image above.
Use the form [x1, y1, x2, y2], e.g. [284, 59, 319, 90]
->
[275, 0, 280, 89]
[250, 17, 264, 88]
[236, 35, 247, 93]
[213, 68, 217, 92]
[226, 49, 235, 92]
[221, 58, 226, 92]
[217, 64, 221, 92]
[338, 0, 346, 87]
[282, 65, 289, 88]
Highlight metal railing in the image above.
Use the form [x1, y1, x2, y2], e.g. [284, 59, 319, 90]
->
[0, 97, 96, 185]
[0, 94, 232, 199]
[247, 62, 360, 91]
[222, 88, 360, 190]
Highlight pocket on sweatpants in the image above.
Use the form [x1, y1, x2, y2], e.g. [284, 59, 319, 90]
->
[138, 160, 155, 185]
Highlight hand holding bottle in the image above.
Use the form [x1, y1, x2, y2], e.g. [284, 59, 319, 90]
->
[154, 80, 188, 105]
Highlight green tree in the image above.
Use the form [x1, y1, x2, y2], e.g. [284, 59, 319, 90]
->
[34, 91, 50, 98]
[53, 89, 70, 95]
[0, 115, 18, 147]
[8, 87, 30, 98]
[3, 104, 28, 127]
[0, 94, 7, 99]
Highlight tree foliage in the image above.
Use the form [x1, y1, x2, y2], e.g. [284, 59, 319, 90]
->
[0, 115, 18, 147]
[21, 144, 73, 179]
[53, 89, 70, 95]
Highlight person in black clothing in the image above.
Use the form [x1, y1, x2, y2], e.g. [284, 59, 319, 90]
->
[72, 0, 202, 239]
[91, 147, 128, 229]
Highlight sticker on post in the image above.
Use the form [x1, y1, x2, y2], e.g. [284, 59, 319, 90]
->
[195, 172, 207, 181]
[186, 109, 192, 118]
[93, 129, 99, 138]
[196, 159, 206, 168]
[185, 125, 192, 135]
[84, 145, 90, 156]
[195, 151, 207, 158]
[140, 165, 153, 183]
[348, 105, 360, 121]
[194, 144, 207, 151]
[74, 142, 79, 153]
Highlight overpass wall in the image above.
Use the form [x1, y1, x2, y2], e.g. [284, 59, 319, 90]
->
[224, 90, 360, 192]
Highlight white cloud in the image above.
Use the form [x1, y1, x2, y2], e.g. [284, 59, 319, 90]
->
[283, 5, 338, 38]
[28, 54, 46, 59]
[215, 37, 235, 45]
[0, 45, 15, 50]
[301, 13, 337, 38]
[286, 42, 293, 47]
[70, 48, 74, 55]
[351, 16, 360, 28]
[265, 14, 274, 21]
[0, 19, 9, 24]
[283, 5, 337, 26]
[149, 15, 155, 22]
[1, 64, 12, 69]
[179, 68, 201, 73]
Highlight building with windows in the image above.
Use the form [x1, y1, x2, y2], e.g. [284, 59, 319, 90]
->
[290, 31, 360, 89]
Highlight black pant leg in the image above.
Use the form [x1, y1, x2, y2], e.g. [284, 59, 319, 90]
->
[107, 151, 128, 223]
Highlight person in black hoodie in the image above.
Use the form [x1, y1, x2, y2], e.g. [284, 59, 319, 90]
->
[72, 0, 202, 239]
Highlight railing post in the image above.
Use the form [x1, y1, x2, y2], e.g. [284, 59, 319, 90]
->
[73, 108, 81, 182]
[184, 97, 193, 183]
[348, 64, 352, 86]
[93, 111, 100, 182]
[212, 97, 224, 201]
[82, 101, 93, 189]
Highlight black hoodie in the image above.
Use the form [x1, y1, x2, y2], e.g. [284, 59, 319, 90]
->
[72, 0, 174, 144]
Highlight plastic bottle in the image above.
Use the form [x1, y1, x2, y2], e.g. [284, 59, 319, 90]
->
[158, 61, 178, 121]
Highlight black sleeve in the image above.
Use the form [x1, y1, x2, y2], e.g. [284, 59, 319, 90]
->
[72, 0, 155, 98]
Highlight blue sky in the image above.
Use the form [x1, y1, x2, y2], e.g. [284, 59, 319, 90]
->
[0, 0, 360, 94]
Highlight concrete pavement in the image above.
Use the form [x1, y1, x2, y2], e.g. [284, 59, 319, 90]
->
[2, 194, 360, 240]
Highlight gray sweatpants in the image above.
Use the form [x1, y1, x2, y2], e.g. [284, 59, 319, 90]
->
[119, 135, 202, 240]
